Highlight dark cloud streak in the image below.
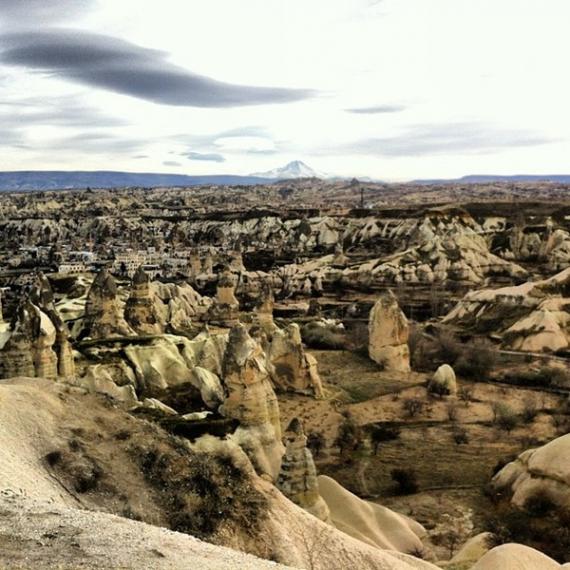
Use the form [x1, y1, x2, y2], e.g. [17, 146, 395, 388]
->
[1, 30, 315, 107]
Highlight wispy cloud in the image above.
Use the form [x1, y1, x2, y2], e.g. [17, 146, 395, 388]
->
[345, 104, 406, 114]
[0, 0, 96, 24]
[1, 30, 315, 108]
[184, 151, 225, 163]
[344, 122, 555, 156]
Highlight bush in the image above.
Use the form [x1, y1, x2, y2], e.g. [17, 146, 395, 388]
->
[454, 341, 497, 380]
[307, 431, 326, 458]
[367, 424, 400, 455]
[391, 468, 419, 495]
[524, 492, 556, 517]
[334, 413, 362, 459]
[452, 427, 469, 445]
[403, 398, 424, 418]
[502, 366, 570, 389]
[492, 402, 520, 432]
[301, 322, 346, 350]
[484, 499, 570, 563]
[521, 398, 538, 423]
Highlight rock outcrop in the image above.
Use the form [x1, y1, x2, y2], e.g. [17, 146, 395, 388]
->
[368, 291, 411, 372]
[491, 433, 570, 509]
[253, 281, 277, 335]
[207, 269, 240, 327]
[220, 325, 284, 480]
[269, 323, 324, 397]
[317, 475, 428, 554]
[427, 364, 457, 395]
[124, 266, 164, 335]
[277, 418, 330, 521]
[81, 267, 134, 339]
[29, 272, 75, 379]
[0, 274, 76, 381]
[444, 267, 570, 352]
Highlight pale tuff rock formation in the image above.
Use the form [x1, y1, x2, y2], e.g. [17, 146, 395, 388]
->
[124, 266, 165, 335]
[228, 248, 245, 272]
[332, 242, 349, 266]
[207, 268, 240, 327]
[123, 334, 225, 405]
[471, 543, 564, 570]
[317, 475, 428, 554]
[428, 364, 457, 395]
[81, 267, 134, 339]
[29, 273, 75, 379]
[253, 281, 277, 335]
[368, 291, 411, 372]
[153, 281, 210, 333]
[79, 362, 138, 404]
[187, 248, 202, 278]
[504, 297, 570, 352]
[491, 433, 570, 510]
[0, 274, 75, 380]
[220, 325, 284, 480]
[444, 267, 570, 352]
[277, 418, 330, 521]
[448, 532, 492, 568]
[269, 323, 324, 397]
[0, 299, 52, 379]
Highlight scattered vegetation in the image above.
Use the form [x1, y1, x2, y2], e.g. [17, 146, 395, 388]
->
[391, 468, 419, 495]
[403, 397, 424, 418]
[484, 495, 570, 563]
[366, 423, 401, 455]
[301, 321, 346, 350]
[491, 402, 520, 432]
[307, 431, 326, 458]
[501, 366, 570, 389]
[334, 413, 363, 460]
[132, 438, 268, 540]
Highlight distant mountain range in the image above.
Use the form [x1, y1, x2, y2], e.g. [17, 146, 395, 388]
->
[0, 171, 273, 191]
[0, 168, 569, 192]
[413, 174, 570, 184]
[250, 160, 327, 180]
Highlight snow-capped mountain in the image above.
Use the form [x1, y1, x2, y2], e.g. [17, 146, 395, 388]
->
[250, 160, 326, 180]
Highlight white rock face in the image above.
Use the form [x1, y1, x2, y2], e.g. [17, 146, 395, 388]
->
[317, 475, 427, 554]
[444, 267, 570, 353]
[368, 291, 410, 372]
[471, 543, 563, 570]
[428, 364, 457, 395]
[491, 433, 570, 509]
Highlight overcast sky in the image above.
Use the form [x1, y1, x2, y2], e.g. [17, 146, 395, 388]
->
[0, 0, 568, 180]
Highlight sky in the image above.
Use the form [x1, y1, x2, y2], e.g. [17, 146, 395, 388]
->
[0, 0, 569, 180]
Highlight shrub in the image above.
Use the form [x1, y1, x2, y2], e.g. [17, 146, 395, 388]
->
[524, 492, 556, 517]
[301, 322, 346, 350]
[334, 413, 362, 459]
[447, 402, 459, 422]
[459, 385, 474, 404]
[454, 341, 497, 380]
[307, 431, 326, 458]
[367, 424, 400, 455]
[492, 402, 519, 432]
[521, 398, 538, 423]
[452, 427, 469, 445]
[484, 500, 570, 563]
[403, 398, 424, 418]
[391, 468, 419, 495]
